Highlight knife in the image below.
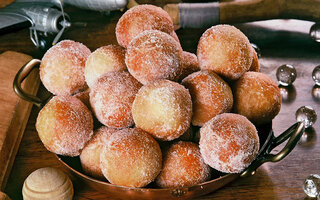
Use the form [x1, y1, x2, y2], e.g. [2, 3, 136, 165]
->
[164, 0, 320, 29]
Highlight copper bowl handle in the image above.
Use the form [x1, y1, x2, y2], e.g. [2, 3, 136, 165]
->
[241, 122, 305, 177]
[13, 59, 45, 107]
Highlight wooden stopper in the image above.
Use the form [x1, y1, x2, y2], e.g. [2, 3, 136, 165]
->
[22, 167, 73, 200]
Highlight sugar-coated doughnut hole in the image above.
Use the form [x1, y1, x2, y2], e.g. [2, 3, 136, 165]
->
[80, 126, 116, 180]
[40, 40, 91, 95]
[170, 30, 180, 44]
[116, 4, 174, 48]
[74, 89, 91, 110]
[100, 128, 162, 187]
[132, 80, 192, 141]
[249, 47, 260, 72]
[74, 89, 103, 129]
[36, 96, 93, 156]
[233, 72, 281, 125]
[177, 51, 200, 82]
[90, 71, 142, 128]
[125, 30, 182, 85]
[178, 126, 194, 141]
[197, 25, 253, 80]
[200, 113, 259, 173]
[85, 45, 126, 88]
[182, 70, 233, 126]
[156, 141, 211, 188]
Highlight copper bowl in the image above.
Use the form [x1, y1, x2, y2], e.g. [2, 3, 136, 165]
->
[13, 59, 305, 199]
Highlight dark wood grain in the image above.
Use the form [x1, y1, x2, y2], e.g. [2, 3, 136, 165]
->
[1, 2, 320, 200]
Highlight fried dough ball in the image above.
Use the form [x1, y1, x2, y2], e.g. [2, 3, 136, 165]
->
[156, 141, 211, 188]
[182, 70, 233, 126]
[100, 128, 162, 187]
[233, 72, 281, 125]
[200, 113, 259, 173]
[80, 127, 116, 180]
[249, 47, 260, 72]
[177, 51, 200, 81]
[90, 71, 142, 128]
[36, 96, 93, 156]
[125, 30, 182, 85]
[74, 89, 91, 110]
[170, 30, 180, 44]
[85, 45, 126, 88]
[40, 40, 91, 95]
[197, 25, 253, 80]
[116, 4, 174, 48]
[132, 80, 192, 141]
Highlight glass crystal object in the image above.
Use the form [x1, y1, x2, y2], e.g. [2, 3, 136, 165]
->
[303, 174, 320, 198]
[276, 64, 297, 86]
[312, 65, 320, 86]
[296, 106, 317, 128]
[310, 23, 320, 42]
[251, 43, 261, 58]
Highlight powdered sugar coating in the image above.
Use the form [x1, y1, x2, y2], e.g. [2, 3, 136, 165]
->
[125, 30, 182, 85]
[197, 25, 253, 80]
[177, 51, 200, 81]
[156, 141, 211, 188]
[100, 128, 162, 187]
[169, 30, 180, 44]
[80, 126, 117, 180]
[74, 89, 91, 110]
[182, 70, 233, 126]
[199, 113, 259, 173]
[233, 72, 281, 125]
[85, 45, 127, 88]
[116, 4, 174, 48]
[249, 47, 260, 72]
[132, 80, 192, 141]
[36, 96, 93, 156]
[40, 40, 91, 95]
[90, 71, 142, 128]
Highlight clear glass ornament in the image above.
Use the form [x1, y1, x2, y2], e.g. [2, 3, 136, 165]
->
[312, 65, 320, 86]
[251, 43, 261, 58]
[296, 106, 317, 128]
[303, 174, 320, 198]
[310, 23, 320, 42]
[276, 64, 297, 86]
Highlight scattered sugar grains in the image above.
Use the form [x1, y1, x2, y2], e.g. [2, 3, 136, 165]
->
[132, 80, 192, 141]
[116, 4, 174, 48]
[156, 141, 211, 188]
[182, 70, 233, 126]
[40, 40, 91, 95]
[199, 113, 259, 173]
[100, 128, 162, 187]
[233, 72, 281, 125]
[85, 45, 127, 88]
[35, 96, 93, 157]
[80, 126, 117, 180]
[125, 30, 182, 85]
[90, 71, 142, 128]
[197, 24, 253, 80]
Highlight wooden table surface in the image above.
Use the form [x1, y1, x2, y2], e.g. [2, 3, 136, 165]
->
[1, 1, 320, 200]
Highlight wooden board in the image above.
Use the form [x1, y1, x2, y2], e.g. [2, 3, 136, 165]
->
[0, 51, 40, 191]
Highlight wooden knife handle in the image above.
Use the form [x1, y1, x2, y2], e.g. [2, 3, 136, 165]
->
[164, 0, 320, 28]
[220, 0, 320, 24]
